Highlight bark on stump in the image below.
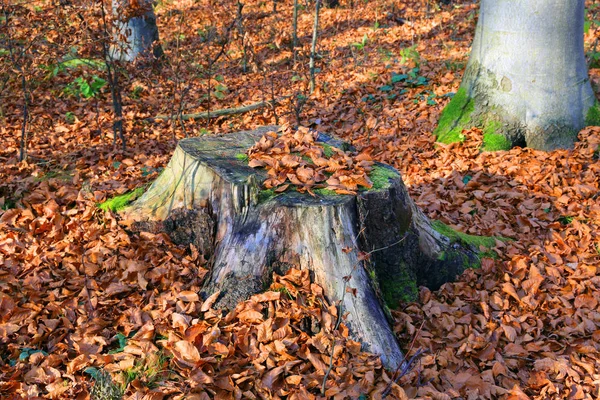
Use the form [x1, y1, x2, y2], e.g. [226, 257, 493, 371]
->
[122, 126, 481, 370]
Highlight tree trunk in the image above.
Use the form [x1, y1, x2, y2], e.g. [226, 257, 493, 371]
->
[111, 0, 163, 62]
[435, 0, 598, 151]
[121, 126, 484, 370]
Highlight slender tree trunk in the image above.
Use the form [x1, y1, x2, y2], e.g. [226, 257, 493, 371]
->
[435, 0, 597, 151]
[122, 127, 487, 370]
[101, 0, 126, 150]
[19, 77, 28, 162]
[309, 0, 321, 93]
[292, 0, 298, 66]
[236, 1, 247, 73]
[111, 0, 163, 62]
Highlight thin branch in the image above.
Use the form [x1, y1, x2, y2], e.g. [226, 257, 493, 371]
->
[150, 98, 287, 122]
[382, 320, 426, 398]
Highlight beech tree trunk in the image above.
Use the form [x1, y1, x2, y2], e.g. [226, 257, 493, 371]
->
[111, 0, 162, 62]
[121, 126, 483, 370]
[435, 0, 597, 151]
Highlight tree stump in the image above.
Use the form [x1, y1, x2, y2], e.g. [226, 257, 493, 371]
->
[122, 126, 482, 369]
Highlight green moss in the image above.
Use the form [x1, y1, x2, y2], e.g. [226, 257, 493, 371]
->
[313, 188, 338, 196]
[235, 153, 249, 162]
[98, 187, 146, 212]
[585, 103, 600, 126]
[431, 220, 510, 269]
[482, 122, 511, 151]
[479, 250, 499, 260]
[379, 268, 418, 307]
[432, 220, 497, 249]
[321, 143, 335, 158]
[34, 169, 73, 182]
[433, 87, 475, 144]
[368, 165, 399, 190]
[258, 188, 277, 203]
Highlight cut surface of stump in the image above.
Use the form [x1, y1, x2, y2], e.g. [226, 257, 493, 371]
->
[122, 126, 486, 369]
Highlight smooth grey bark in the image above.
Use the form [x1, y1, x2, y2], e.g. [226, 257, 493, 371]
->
[442, 0, 596, 150]
[111, 0, 162, 62]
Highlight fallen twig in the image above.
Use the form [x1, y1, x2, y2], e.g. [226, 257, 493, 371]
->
[382, 320, 427, 398]
[149, 98, 287, 122]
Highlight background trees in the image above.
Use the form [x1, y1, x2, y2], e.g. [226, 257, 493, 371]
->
[110, 0, 162, 62]
[1, 0, 600, 398]
[435, 0, 598, 150]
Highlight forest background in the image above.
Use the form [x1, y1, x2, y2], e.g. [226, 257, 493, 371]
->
[1, 0, 600, 398]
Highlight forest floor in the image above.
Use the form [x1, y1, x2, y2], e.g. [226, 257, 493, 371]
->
[1, 0, 600, 398]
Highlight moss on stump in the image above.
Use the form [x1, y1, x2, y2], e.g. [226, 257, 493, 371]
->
[99, 187, 146, 212]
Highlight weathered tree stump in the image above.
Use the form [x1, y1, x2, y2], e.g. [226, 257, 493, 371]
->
[121, 126, 482, 369]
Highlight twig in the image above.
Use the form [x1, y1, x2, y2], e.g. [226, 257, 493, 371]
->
[382, 320, 426, 398]
[382, 348, 428, 398]
[150, 98, 287, 122]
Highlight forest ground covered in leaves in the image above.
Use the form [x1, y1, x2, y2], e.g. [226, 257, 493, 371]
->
[1, 0, 600, 398]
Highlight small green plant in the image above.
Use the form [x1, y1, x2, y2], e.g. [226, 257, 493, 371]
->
[42, 51, 105, 79]
[588, 50, 600, 69]
[235, 153, 249, 162]
[1, 197, 16, 210]
[130, 86, 144, 99]
[274, 286, 295, 300]
[108, 333, 128, 355]
[141, 166, 163, 177]
[444, 60, 466, 72]
[558, 215, 574, 225]
[391, 67, 428, 87]
[86, 368, 123, 400]
[201, 82, 228, 101]
[64, 76, 106, 100]
[65, 111, 76, 124]
[213, 83, 228, 100]
[413, 90, 437, 105]
[378, 47, 394, 62]
[399, 44, 420, 66]
[351, 34, 368, 51]
[18, 348, 48, 361]
[584, 13, 600, 35]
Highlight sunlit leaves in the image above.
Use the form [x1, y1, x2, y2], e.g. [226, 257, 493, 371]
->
[247, 126, 374, 195]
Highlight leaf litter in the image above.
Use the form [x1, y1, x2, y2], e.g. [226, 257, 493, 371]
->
[1, 0, 600, 398]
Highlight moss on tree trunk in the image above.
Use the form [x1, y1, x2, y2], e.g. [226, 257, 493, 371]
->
[434, 0, 596, 151]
